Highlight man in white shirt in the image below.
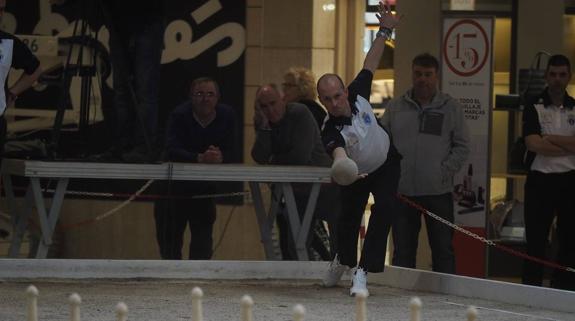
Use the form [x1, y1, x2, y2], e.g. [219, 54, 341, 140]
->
[522, 54, 575, 290]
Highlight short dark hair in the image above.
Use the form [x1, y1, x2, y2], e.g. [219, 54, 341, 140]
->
[412, 53, 439, 71]
[546, 54, 571, 72]
[190, 77, 220, 96]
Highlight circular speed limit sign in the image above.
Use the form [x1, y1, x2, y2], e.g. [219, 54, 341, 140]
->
[443, 19, 489, 77]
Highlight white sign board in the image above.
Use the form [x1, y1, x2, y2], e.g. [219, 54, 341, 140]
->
[441, 17, 493, 228]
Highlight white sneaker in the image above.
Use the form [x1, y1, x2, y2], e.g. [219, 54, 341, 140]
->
[350, 267, 369, 297]
[322, 254, 348, 287]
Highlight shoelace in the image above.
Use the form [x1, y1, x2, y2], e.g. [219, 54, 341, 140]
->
[354, 269, 367, 284]
[328, 255, 343, 270]
[328, 261, 344, 272]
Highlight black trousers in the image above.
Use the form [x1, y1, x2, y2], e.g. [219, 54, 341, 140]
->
[523, 170, 575, 290]
[391, 193, 455, 274]
[337, 156, 400, 273]
[0, 115, 6, 156]
[154, 182, 216, 260]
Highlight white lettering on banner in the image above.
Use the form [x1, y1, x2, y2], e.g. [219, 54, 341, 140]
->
[1, 11, 17, 34]
[192, 0, 224, 24]
[162, 20, 245, 67]
[28, 0, 245, 68]
[162, 0, 246, 66]
[33, 0, 69, 36]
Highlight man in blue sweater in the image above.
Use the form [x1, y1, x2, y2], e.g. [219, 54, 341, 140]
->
[154, 77, 238, 260]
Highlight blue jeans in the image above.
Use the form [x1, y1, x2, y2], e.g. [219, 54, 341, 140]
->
[108, 20, 164, 151]
[392, 193, 455, 274]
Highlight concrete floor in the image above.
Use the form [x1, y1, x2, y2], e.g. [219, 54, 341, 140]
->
[0, 279, 573, 321]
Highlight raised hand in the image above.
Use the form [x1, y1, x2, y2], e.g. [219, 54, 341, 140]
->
[253, 101, 270, 130]
[376, 1, 402, 30]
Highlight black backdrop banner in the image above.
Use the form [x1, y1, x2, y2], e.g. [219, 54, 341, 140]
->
[5, 0, 246, 204]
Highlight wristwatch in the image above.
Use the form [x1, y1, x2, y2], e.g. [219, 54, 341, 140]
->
[376, 27, 393, 41]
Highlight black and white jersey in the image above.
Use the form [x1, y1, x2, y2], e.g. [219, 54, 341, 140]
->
[322, 69, 399, 174]
[523, 89, 575, 173]
[0, 31, 40, 115]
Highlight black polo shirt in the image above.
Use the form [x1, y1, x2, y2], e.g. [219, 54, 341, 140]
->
[321, 69, 400, 174]
[0, 31, 40, 115]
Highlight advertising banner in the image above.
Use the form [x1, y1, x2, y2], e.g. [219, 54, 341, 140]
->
[441, 16, 493, 277]
[441, 16, 493, 228]
[5, 0, 246, 203]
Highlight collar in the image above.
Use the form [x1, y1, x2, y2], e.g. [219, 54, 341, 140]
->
[409, 90, 437, 108]
[405, 89, 442, 109]
[348, 94, 360, 115]
[538, 88, 575, 109]
[193, 111, 216, 128]
[326, 114, 352, 126]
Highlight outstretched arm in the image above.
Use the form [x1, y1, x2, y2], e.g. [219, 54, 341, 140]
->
[363, 1, 401, 73]
[331, 146, 348, 160]
[331, 147, 367, 183]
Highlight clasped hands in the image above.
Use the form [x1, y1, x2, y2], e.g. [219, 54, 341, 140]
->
[198, 145, 223, 163]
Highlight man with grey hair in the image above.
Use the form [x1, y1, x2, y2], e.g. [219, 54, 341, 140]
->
[252, 84, 336, 261]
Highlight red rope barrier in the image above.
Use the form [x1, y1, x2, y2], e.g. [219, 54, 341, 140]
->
[396, 193, 575, 273]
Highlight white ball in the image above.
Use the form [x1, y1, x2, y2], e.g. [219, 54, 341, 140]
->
[331, 158, 358, 186]
[115, 302, 128, 314]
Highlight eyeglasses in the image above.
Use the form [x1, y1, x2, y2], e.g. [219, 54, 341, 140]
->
[192, 92, 217, 98]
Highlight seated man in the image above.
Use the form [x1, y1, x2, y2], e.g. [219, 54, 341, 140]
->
[251, 84, 336, 260]
[154, 77, 238, 260]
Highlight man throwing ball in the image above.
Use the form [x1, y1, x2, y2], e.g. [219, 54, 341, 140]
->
[318, 1, 402, 296]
